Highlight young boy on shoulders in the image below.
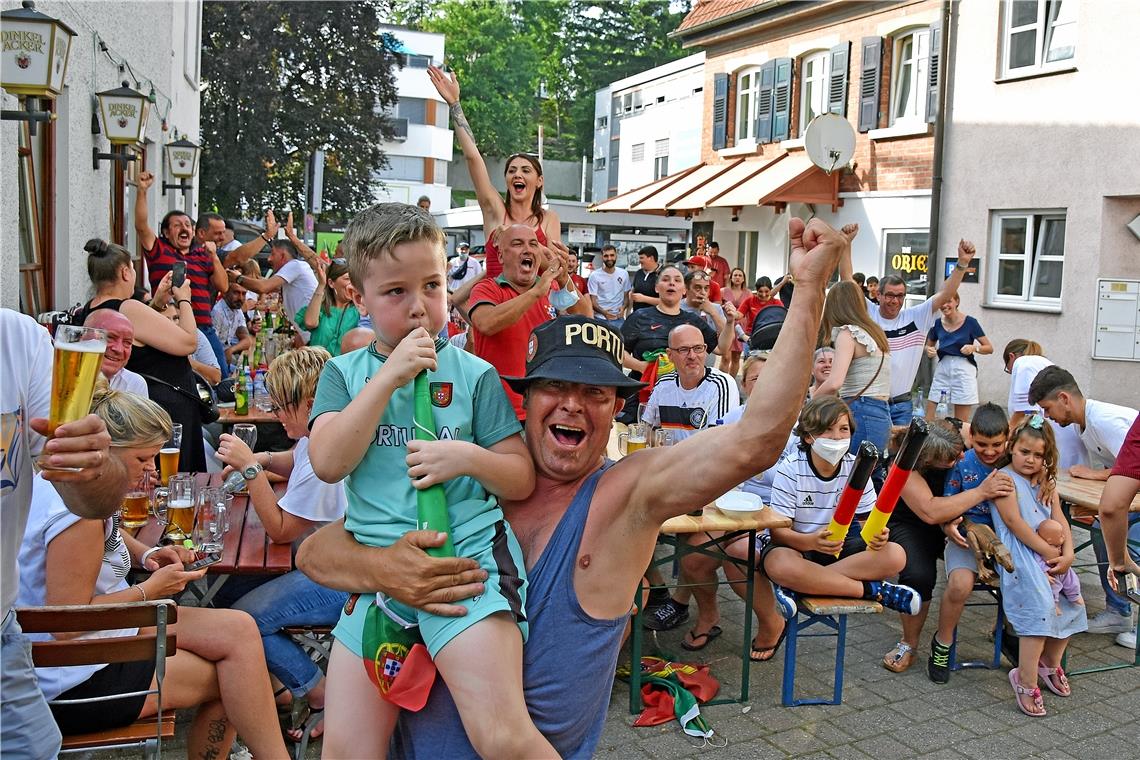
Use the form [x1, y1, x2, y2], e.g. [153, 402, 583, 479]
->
[929, 402, 1008, 683]
[761, 396, 921, 617]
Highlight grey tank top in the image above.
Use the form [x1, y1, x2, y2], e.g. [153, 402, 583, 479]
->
[391, 464, 626, 759]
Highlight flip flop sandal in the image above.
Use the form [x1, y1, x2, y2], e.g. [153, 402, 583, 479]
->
[1037, 662, 1071, 697]
[750, 622, 788, 662]
[286, 699, 325, 743]
[1009, 668, 1046, 716]
[882, 642, 915, 673]
[680, 625, 723, 651]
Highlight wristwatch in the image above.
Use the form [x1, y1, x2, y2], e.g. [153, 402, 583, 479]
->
[242, 463, 264, 481]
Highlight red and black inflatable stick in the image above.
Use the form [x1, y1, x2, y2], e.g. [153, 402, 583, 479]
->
[824, 441, 880, 555]
[861, 417, 930, 547]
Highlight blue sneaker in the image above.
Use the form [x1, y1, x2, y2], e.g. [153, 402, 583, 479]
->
[773, 585, 798, 620]
[866, 581, 921, 615]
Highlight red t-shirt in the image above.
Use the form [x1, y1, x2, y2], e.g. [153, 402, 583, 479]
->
[708, 255, 730, 289]
[708, 280, 722, 304]
[469, 275, 558, 419]
[483, 224, 549, 280]
[737, 295, 783, 334]
[143, 237, 217, 327]
[570, 273, 588, 294]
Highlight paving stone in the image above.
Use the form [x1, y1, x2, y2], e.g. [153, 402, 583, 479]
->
[851, 733, 917, 760]
[893, 718, 976, 754]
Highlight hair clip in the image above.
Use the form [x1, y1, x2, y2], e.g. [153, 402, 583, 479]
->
[1028, 413, 1045, 430]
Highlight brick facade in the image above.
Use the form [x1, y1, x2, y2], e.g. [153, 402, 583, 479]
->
[686, 0, 939, 195]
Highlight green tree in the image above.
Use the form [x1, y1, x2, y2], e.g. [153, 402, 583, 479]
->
[200, 1, 401, 218]
[417, 0, 541, 158]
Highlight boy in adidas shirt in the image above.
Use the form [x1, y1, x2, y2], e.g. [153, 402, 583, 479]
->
[761, 397, 921, 616]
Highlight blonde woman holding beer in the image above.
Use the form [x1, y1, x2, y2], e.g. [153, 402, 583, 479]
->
[73, 238, 207, 472]
[16, 384, 288, 759]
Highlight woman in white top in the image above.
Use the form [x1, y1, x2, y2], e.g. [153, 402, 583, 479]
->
[215, 347, 348, 743]
[17, 384, 287, 758]
[814, 280, 893, 456]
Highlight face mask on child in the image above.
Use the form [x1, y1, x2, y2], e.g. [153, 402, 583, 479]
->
[811, 437, 850, 465]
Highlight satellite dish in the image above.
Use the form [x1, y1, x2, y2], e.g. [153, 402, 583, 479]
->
[804, 113, 856, 175]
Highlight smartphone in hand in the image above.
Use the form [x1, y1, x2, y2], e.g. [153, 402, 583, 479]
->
[1115, 570, 1140, 605]
[172, 260, 187, 288]
[184, 553, 221, 571]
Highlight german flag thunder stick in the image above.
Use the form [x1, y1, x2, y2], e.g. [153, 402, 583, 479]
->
[860, 417, 930, 547]
[825, 441, 880, 555]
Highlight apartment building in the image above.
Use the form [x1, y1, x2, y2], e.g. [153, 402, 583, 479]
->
[373, 27, 452, 211]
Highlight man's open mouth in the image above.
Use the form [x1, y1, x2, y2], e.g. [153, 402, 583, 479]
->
[550, 424, 585, 446]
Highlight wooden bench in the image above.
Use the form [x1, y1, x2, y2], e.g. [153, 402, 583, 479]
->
[17, 601, 177, 758]
[781, 596, 882, 706]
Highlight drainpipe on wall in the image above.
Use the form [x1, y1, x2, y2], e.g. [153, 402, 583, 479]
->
[926, 0, 956, 301]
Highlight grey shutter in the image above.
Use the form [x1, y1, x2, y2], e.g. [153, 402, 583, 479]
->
[926, 21, 942, 124]
[772, 57, 793, 141]
[754, 61, 776, 144]
[827, 42, 851, 116]
[712, 73, 729, 150]
[858, 36, 883, 132]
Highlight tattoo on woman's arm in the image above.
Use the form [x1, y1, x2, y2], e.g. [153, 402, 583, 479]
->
[450, 103, 475, 142]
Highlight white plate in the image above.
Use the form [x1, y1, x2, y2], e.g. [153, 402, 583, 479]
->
[715, 491, 762, 512]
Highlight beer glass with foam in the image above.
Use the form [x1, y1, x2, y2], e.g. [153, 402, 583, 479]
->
[159, 423, 182, 486]
[120, 469, 155, 528]
[164, 473, 197, 542]
[40, 325, 107, 471]
[618, 422, 651, 456]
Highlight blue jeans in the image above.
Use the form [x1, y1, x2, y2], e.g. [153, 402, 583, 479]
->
[199, 324, 229, 376]
[1092, 514, 1140, 616]
[1, 611, 62, 759]
[231, 570, 350, 696]
[845, 396, 892, 458]
[889, 399, 914, 426]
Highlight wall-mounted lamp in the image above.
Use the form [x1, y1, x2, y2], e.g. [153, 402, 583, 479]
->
[731, 206, 742, 223]
[92, 80, 149, 170]
[162, 135, 200, 196]
[0, 1, 76, 135]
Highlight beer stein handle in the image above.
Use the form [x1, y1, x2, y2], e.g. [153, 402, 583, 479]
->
[618, 432, 628, 457]
[152, 487, 169, 526]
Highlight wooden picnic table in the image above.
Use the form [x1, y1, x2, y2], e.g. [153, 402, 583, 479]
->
[1056, 473, 1140, 516]
[629, 502, 791, 713]
[129, 473, 292, 605]
[217, 406, 279, 426]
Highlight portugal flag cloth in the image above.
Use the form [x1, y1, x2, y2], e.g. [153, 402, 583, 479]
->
[360, 596, 437, 711]
[626, 657, 719, 739]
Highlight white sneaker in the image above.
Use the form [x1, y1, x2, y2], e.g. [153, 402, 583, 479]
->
[1086, 608, 1132, 634]
[1116, 627, 1137, 649]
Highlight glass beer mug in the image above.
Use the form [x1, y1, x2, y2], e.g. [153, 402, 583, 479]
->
[120, 470, 155, 529]
[618, 422, 651, 456]
[156, 473, 197, 542]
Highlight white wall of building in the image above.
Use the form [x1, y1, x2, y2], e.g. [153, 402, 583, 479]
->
[940, 0, 1140, 408]
[1, 0, 202, 312]
[373, 27, 451, 212]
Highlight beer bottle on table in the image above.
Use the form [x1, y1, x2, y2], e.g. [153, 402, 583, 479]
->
[235, 360, 249, 416]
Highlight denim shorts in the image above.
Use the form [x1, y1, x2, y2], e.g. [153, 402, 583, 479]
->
[1, 611, 62, 759]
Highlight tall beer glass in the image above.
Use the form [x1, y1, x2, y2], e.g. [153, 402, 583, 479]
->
[159, 423, 182, 486]
[40, 326, 107, 471]
[165, 473, 197, 542]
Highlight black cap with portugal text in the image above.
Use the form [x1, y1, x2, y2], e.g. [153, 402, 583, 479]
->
[503, 316, 645, 393]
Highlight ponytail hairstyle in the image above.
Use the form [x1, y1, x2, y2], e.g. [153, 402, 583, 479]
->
[1001, 338, 1043, 366]
[320, 260, 351, 317]
[997, 414, 1058, 486]
[89, 379, 173, 449]
[85, 238, 132, 288]
[266, 346, 331, 411]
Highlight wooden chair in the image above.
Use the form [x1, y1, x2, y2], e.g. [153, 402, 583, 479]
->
[16, 601, 178, 758]
[781, 596, 882, 706]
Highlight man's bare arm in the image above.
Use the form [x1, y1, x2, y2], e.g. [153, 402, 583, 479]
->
[930, 239, 977, 311]
[296, 520, 488, 617]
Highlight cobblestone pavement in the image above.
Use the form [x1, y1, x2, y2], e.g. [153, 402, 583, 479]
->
[111, 544, 1137, 759]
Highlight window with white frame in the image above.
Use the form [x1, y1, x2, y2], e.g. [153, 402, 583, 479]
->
[1002, 0, 1077, 77]
[631, 143, 645, 162]
[594, 156, 606, 171]
[654, 140, 669, 180]
[891, 29, 930, 124]
[800, 51, 830, 133]
[990, 211, 1066, 306]
[735, 67, 761, 143]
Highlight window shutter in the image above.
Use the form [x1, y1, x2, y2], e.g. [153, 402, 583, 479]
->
[711, 73, 729, 150]
[827, 42, 851, 116]
[926, 20, 942, 124]
[858, 36, 883, 132]
[772, 58, 793, 141]
[754, 61, 777, 144]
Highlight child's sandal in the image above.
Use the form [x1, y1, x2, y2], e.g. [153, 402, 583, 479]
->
[1009, 668, 1046, 716]
[882, 641, 915, 672]
[1037, 662, 1071, 697]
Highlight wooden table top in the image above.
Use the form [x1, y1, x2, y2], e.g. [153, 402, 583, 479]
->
[1057, 474, 1140, 514]
[217, 406, 279, 425]
[129, 473, 292, 576]
[661, 504, 790, 535]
